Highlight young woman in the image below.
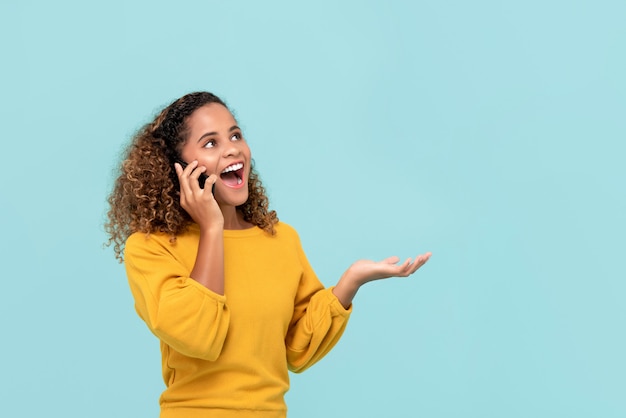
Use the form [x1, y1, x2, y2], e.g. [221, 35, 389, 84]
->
[106, 91, 431, 418]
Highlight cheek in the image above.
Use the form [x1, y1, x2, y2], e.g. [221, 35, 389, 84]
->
[182, 152, 220, 174]
[179, 145, 194, 162]
[245, 148, 253, 173]
[205, 157, 221, 175]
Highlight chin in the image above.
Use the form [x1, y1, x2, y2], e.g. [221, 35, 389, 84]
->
[219, 192, 249, 208]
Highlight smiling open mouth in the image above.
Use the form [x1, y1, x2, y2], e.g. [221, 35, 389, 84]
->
[220, 162, 244, 186]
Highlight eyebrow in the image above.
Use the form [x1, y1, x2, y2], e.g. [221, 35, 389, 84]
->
[196, 125, 241, 143]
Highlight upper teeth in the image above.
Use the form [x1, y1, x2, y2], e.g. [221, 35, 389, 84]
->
[222, 163, 243, 174]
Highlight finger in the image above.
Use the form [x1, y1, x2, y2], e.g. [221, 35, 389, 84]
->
[205, 174, 218, 195]
[396, 256, 421, 276]
[402, 257, 418, 275]
[408, 252, 432, 274]
[182, 160, 198, 175]
[189, 164, 208, 192]
[418, 252, 432, 266]
[178, 160, 198, 198]
[400, 257, 413, 269]
[384, 258, 412, 277]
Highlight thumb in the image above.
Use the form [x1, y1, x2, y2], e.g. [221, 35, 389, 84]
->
[381, 256, 400, 265]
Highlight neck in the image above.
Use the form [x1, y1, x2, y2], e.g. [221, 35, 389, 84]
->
[220, 206, 253, 230]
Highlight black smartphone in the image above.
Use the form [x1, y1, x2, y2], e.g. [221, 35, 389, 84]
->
[176, 160, 215, 194]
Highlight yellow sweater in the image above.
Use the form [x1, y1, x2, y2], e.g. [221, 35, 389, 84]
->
[124, 222, 351, 418]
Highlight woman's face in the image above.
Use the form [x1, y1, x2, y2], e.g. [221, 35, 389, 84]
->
[180, 103, 251, 207]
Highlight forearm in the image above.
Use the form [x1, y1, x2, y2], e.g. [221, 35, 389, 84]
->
[189, 227, 225, 295]
[332, 270, 361, 309]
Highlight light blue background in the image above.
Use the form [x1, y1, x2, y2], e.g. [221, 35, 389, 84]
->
[1, 1, 624, 417]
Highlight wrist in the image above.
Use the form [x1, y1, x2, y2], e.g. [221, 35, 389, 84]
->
[342, 264, 368, 287]
[198, 220, 224, 234]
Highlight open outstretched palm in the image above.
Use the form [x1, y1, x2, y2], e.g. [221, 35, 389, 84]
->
[348, 253, 432, 286]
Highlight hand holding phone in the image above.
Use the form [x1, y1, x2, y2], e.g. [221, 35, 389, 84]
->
[176, 159, 215, 195]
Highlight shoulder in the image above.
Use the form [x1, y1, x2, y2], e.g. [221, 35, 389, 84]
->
[272, 222, 308, 252]
[125, 230, 173, 257]
[125, 231, 148, 249]
[274, 221, 300, 240]
[126, 230, 163, 246]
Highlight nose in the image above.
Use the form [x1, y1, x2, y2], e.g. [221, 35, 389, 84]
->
[223, 141, 243, 158]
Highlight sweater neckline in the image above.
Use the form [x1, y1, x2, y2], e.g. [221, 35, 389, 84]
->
[223, 226, 264, 238]
[189, 223, 265, 238]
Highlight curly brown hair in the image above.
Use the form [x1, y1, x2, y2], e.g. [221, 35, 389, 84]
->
[105, 92, 278, 262]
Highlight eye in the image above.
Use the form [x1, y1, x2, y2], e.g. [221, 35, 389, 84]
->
[230, 132, 243, 141]
[203, 139, 216, 148]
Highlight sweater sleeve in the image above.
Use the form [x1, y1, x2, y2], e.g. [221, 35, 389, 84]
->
[285, 232, 352, 373]
[124, 233, 230, 361]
